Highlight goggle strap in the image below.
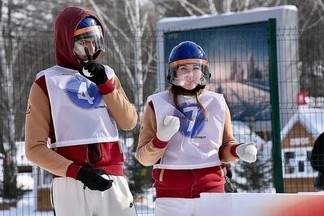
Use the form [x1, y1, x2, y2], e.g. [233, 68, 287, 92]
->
[170, 59, 208, 67]
[74, 26, 102, 37]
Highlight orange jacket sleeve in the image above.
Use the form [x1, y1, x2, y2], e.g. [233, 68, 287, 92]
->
[25, 75, 137, 177]
[136, 99, 238, 167]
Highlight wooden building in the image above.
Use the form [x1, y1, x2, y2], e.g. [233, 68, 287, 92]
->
[280, 108, 324, 192]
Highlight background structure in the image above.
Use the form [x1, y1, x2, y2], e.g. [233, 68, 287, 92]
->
[1, 0, 324, 215]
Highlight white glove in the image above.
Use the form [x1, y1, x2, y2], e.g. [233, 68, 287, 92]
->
[156, 115, 180, 142]
[236, 142, 258, 163]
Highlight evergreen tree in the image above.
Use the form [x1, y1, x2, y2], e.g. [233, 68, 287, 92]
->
[123, 127, 153, 198]
[233, 157, 273, 192]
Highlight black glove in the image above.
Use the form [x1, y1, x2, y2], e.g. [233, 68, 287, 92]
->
[79, 47, 108, 85]
[76, 167, 113, 191]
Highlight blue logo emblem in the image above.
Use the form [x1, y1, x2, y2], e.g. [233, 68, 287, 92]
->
[65, 76, 102, 109]
[176, 103, 205, 137]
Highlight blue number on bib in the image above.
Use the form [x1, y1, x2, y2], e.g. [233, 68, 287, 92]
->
[177, 104, 205, 137]
[77, 81, 95, 104]
[66, 77, 102, 109]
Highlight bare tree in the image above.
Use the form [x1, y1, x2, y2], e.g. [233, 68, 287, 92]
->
[1, 0, 324, 198]
[0, 0, 81, 198]
[86, 0, 160, 116]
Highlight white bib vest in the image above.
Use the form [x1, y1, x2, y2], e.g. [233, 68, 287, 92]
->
[149, 90, 225, 170]
[37, 65, 119, 148]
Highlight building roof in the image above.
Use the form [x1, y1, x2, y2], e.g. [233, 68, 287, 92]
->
[231, 121, 271, 157]
[281, 108, 324, 141]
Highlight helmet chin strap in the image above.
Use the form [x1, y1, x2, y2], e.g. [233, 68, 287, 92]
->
[172, 85, 204, 95]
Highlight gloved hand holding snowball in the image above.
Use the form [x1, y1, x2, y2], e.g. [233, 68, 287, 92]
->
[156, 115, 180, 142]
[231, 142, 258, 163]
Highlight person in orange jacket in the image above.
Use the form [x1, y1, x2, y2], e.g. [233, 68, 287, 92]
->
[25, 6, 137, 216]
[136, 41, 257, 215]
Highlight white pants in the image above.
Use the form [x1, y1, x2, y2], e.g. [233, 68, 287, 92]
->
[52, 176, 137, 216]
[155, 198, 199, 216]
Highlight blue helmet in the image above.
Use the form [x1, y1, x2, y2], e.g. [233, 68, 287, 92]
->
[76, 17, 99, 29]
[168, 41, 211, 86]
[74, 17, 105, 58]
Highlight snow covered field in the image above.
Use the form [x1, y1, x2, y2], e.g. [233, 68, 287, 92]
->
[1, 191, 154, 216]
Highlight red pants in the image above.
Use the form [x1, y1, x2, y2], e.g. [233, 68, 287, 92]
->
[153, 165, 226, 198]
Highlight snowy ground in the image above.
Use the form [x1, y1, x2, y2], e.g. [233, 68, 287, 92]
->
[1, 191, 53, 216]
[1, 191, 154, 216]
